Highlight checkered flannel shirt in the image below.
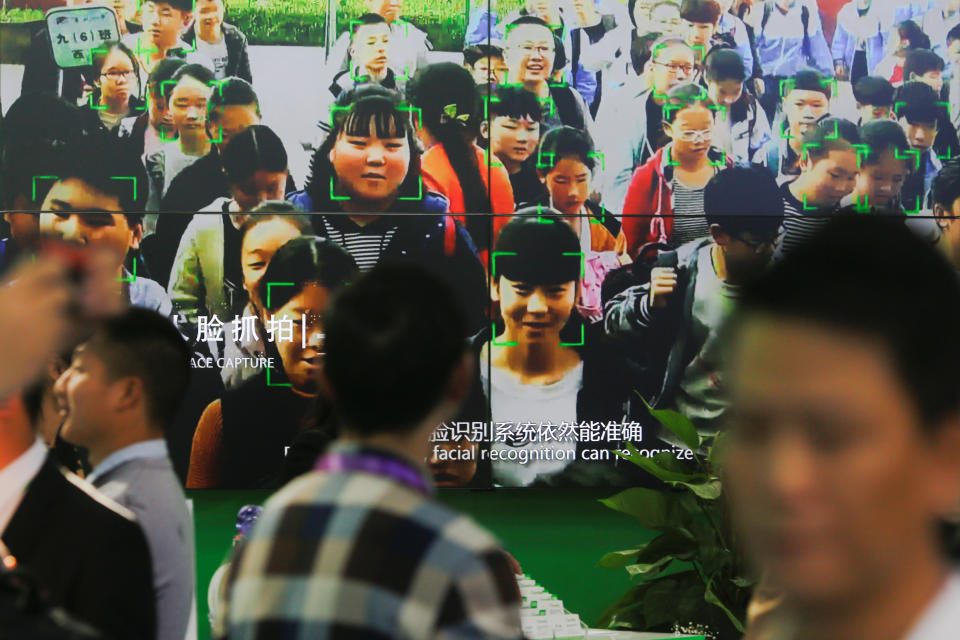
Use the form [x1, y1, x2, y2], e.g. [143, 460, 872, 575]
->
[214, 448, 523, 640]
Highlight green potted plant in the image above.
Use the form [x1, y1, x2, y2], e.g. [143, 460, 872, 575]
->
[595, 398, 753, 640]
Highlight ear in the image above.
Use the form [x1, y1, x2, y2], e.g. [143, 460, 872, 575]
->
[662, 120, 673, 139]
[129, 221, 143, 251]
[111, 375, 144, 415]
[709, 223, 730, 246]
[479, 119, 489, 141]
[490, 275, 501, 302]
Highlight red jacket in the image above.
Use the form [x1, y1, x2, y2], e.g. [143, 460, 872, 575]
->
[620, 146, 674, 259]
[620, 146, 733, 259]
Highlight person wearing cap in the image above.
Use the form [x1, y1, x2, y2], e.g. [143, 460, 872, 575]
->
[454, 212, 640, 488]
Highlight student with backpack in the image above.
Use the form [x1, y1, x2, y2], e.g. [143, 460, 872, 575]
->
[703, 48, 772, 167]
[754, 0, 833, 122]
[604, 166, 783, 441]
[832, 0, 889, 86]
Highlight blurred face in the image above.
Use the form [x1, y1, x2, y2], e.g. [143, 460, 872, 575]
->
[3, 213, 40, 241]
[54, 343, 116, 450]
[492, 276, 578, 343]
[241, 218, 304, 312]
[367, 0, 403, 22]
[856, 103, 891, 124]
[329, 121, 411, 204]
[707, 78, 743, 108]
[934, 196, 960, 267]
[269, 283, 327, 395]
[685, 20, 716, 48]
[665, 105, 713, 158]
[97, 48, 136, 108]
[489, 115, 540, 166]
[194, 0, 224, 40]
[911, 69, 944, 94]
[716, 227, 777, 279]
[170, 76, 213, 136]
[541, 155, 591, 215]
[725, 316, 960, 607]
[468, 55, 507, 85]
[632, 0, 656, 30]
[650, 5, 683, 37]
[141, 1, 190, 52]
[429, 436, 478, 487]
[801, 149, 860, 206]
[947, 39, 960, 68]
[210, 103, 260, 153]
[526, 0, 558, 19]
[900, 117, 938, 151]
[350, 23, 391, 74]
[230, 170, 288, 212]
[504, 24, 556, 85]
[650, 43, 695, 94]
[39, 208, 140, 268]
[855, 150, 908, 208]
[783, 89, 830, 132]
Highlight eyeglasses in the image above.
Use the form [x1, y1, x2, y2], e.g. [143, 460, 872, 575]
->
[102, 70, 135, 82]
[735, 233, 777, 253]
[518, 44, 554, 55]
[675, 128, 713, 143]
[656, 61, 695, 75]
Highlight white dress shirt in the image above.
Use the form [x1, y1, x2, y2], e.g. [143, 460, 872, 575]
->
[87, 439, 169, 486]
[0, 438, 47, 535]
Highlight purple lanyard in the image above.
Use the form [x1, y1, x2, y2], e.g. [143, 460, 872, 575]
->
[314, 448, 433, 495]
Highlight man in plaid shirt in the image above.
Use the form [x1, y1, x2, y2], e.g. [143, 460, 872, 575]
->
[214, 263, 523, 640]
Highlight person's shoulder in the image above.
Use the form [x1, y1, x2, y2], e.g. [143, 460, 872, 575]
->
[422, 190, 451, 213]
[39, 461, 140, 529]
[222, 22, 247, 41]
[129, 274, 173, 312]
[286, 189, 313, 212]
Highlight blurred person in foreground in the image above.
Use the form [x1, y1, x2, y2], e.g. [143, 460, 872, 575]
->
[0, 251, 156, 640]
[214, 264, 522, 639]
[724, 215, 960, 640]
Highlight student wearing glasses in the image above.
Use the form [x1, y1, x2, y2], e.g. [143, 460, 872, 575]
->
[81, 42, 144, 133]
[605, 166, 784, 441]
[621, 83, 730, 257]
[596, 36, 695, 213]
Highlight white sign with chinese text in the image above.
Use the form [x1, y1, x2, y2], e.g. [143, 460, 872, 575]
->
[46, 6, 121, 69]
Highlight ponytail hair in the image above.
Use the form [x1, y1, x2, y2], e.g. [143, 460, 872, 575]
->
[406, 62, 492, 214]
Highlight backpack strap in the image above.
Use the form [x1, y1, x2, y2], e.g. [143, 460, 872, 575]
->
[762, 1, 810, 57]
[444, 215, 457, 257]
[549, 85, 586, 130]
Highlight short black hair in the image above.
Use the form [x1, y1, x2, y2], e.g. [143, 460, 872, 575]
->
[858, 119, 909, 167]
[238, 213, 312, 246]
[730, 216, 960, 428]
[536, 126, 596, 173]
[221, 124, 287, 184]
[903, 49, 944, 81]
[170, 63, 216, 89]
[208, 77, 261, 122]
[801, 117, 860, 163]
[895, 81, 943, 127]
[351, 12, 388, 39]
[704, 167, 784, 237]
[898, 20, 931, 51]
[488, 84, 543, 122]
[948, 23, 960, 44]
[322, 263, 467, 436]
[143, 0, 195, 13]
[931, 157, 960, 209]
[492, 211, 581, 285]
[705, 48, 746, 83]
[148, 57, 187, 101]
[51, 132, 149, 213]
[87, 307, 191, 430]
[463, 43, 504, 67]
[662, 82, 711, 123]
[680, 0, 721, 24]
[259, 236, 358, 314]
[507, 15, 554, 38]
[789, 68, 832, 100]
[853, 76, 894, 107]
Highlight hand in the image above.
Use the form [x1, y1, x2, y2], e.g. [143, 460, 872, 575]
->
[834, 61, 848, 81]
[753, 77, 765, 96]
[649, 266, 678, 308]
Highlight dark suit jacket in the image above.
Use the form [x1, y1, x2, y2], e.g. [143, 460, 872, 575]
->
[1, 455, 157, 640]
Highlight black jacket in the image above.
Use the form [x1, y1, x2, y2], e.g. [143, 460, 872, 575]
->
[309, 213, 490, 333]
[455, 320, 653, 487]
[182, 22, 253, 84]
[2, 455, 157, 640]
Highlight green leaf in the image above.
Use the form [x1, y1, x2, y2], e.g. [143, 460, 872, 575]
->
[704, 577, 746, 632]
[731, 576, 756, 588]
[625, 555, 674, 579]
[599, 487, 685, 530]
[638, 394, 701, 450]
[614, 442, 706, 483]
[641, 572, 700, 628]
[673, 479, 722, 500]
[596, 548, 641, 569]
[634, 530, 697, 563]
[596, 582, 650, 629]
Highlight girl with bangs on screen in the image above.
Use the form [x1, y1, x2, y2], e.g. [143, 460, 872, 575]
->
[82, 41, 145, 132]
[187, 236, 358, 489]
[286, 84, 490, 333]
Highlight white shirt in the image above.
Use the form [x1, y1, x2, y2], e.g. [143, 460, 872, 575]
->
[87, 439, 169, 485]
[195, 35, 229, 80]
[903, 570, 960, 640]
[0, 438, 48, 535]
